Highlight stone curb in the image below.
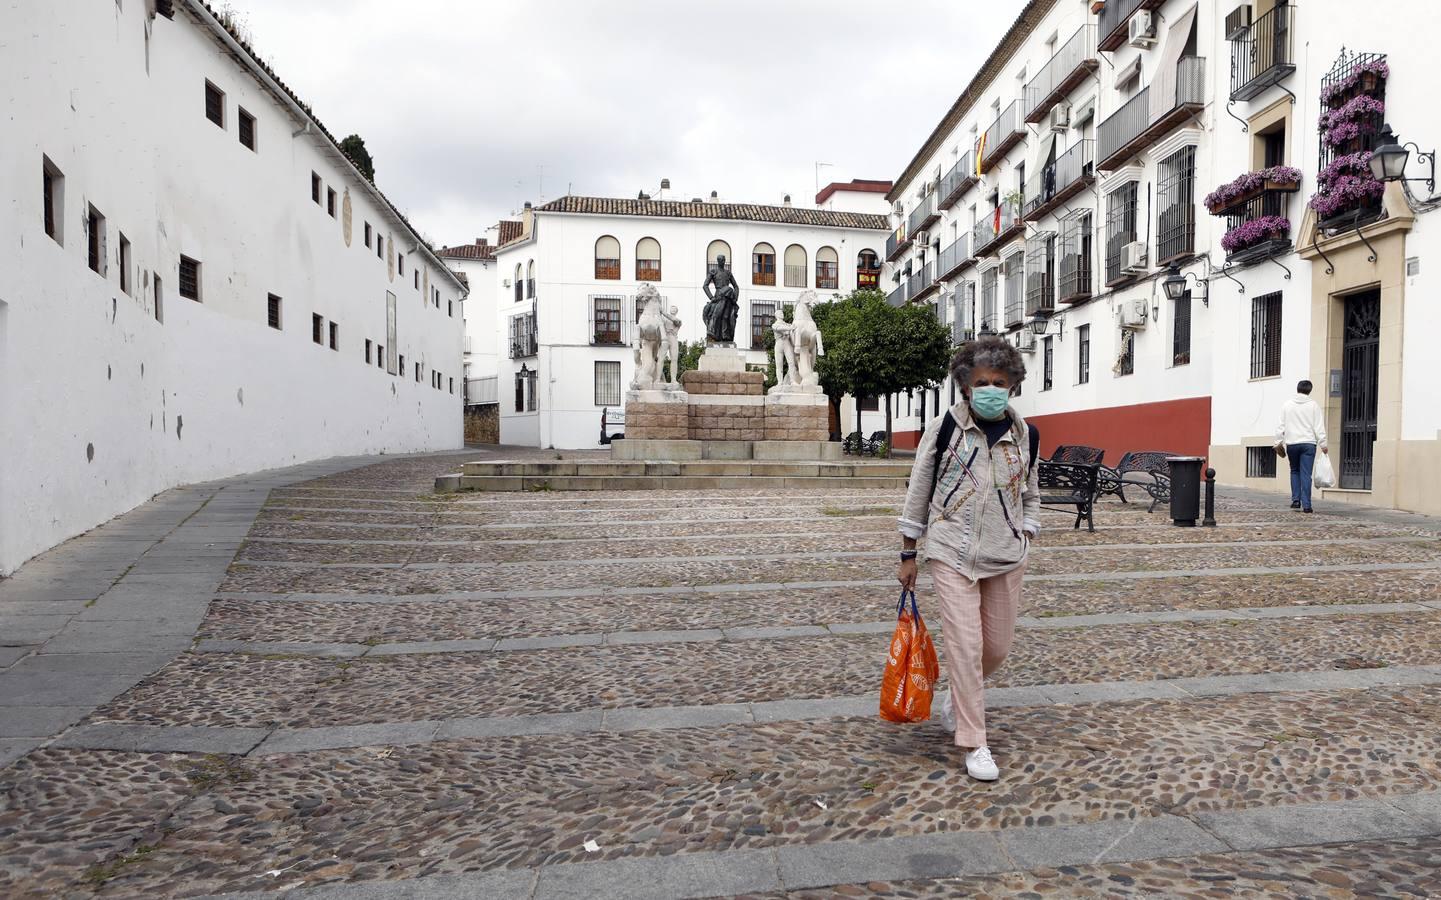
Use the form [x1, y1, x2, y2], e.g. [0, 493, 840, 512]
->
[53, 664, 1441, 756]
[191, 600, 1441, 659]
[206, 790, 1441, 900]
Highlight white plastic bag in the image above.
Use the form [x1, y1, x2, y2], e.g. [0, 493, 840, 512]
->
[1314, 452, 1335, 489]
[938, 689, 956, 733]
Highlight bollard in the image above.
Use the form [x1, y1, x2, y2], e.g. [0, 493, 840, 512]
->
[1203, 467, 1217, 527]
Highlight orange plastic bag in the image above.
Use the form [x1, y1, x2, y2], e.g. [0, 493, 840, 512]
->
[879, 590, 939, 723]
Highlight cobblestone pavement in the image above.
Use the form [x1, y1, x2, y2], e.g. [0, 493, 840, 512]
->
[3, 449, 1441, 898]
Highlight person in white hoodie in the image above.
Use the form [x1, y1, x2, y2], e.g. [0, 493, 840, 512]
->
[1276, 380, 1328, 512]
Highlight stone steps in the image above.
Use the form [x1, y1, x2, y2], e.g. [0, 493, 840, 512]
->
[436, 460, 913, 492]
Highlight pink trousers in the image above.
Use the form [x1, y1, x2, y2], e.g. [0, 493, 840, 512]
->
[929, 559, 1025, 748]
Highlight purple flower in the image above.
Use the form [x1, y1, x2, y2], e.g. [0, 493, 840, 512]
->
[1321, 59, 1390, 104]
[1222, 216, 1291, 253]
[1204, 166, 1303, 211]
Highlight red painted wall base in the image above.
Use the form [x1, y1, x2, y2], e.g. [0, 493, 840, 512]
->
[1024, 396, 1213, 463]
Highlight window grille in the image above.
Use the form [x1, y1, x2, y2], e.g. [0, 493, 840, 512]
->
[591, 295, 624, 345]
[595, 361, 621, 406]
[179, 256, 200, 300]
[1077, 324, 1091, 384]
[1246, 446, 1278, 478]
[267, 294, 282, 330]
[1250, 292, 1283, 378]
[1173, 291, 1192, 366]
[1157, 145, 1196, 263]
[1104, 181, 1138, 284]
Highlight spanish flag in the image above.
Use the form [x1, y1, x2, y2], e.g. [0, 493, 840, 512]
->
[975, 133, 987, 176]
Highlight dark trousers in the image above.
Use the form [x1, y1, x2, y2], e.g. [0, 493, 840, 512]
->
[1287, 442, 1317, 509]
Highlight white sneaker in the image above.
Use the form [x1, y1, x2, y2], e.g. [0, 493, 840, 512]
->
[938, 691, 956, 733]
[965, 746, 999, 781]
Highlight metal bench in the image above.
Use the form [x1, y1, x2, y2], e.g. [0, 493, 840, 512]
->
[1097, 451, 1174, 513]
[1049, 444, 1106, 466]
[1037, 461, 1100, 532]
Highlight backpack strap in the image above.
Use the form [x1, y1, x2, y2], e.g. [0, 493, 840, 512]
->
[1027, 422, 1040, 474]
[928, 411, 958, 500]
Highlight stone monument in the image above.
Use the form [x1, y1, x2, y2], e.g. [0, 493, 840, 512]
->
[771, 318, 797, 390]
[623, 284, 689, 440]
[701, 255, 740, 345]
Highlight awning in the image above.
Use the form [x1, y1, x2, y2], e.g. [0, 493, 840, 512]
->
[1151, 4, 1198, 121]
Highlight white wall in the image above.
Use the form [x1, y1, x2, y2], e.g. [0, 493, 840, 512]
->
[450, 254, 499, 390]
[495, 211, 886, 448]
[0, 1, 464, 574]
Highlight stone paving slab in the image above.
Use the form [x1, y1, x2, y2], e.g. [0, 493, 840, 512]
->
[1196, 798, 1436, 850]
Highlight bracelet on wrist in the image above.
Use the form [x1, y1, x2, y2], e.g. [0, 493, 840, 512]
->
[900, 550, 918, 561]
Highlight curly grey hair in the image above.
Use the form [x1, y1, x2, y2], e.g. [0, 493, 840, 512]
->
[950, 335, 1027, 395]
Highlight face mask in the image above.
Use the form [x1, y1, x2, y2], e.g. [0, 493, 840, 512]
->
[969, 385, 1010, 421]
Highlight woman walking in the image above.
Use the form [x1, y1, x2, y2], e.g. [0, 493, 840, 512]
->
[896, 336, 1039, 781]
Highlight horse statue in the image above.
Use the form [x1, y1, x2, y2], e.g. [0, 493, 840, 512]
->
[631, 284, 665, 389]
[792, 291, 825, 387]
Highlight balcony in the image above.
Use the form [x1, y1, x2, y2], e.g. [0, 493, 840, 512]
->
[1024, 139, 1095, 221]
[1024, 235, 1056, 316]
[936, 233, 973, 281]
[907, 192, 940, 236]
[885, 228, 911, 262]
[938, 150, 978, 210]
[1221, 189, 1293, 266]
[594, 259, 620, 280]
[1025, 26, 1099, 123]
[886, 283, 908, 308]
[637, 261, 661, 281]
[857, 265, 881, 290]
[1097, 56, 1207, 171]
[1098, 0, 1165, 52]
[972, 200, 1023, 258]
[1230, 3, 1294, 102]
[909, 261, 938, 302]
[784, 265, 808, 288]
[1058, 250, 1092, 305]
[979, 99, 1027, 174]
[509, 335, 538, 359]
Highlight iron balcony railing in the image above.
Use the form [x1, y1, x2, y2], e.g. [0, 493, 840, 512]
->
[937, 233, 972, 280]
[1058, 250, 1091, 304]
[1024, 235, 1056, 316]
[972, 200, 1021, 257]
[1224, 189, 1293, 264]
[938, 150, 978, 210]
[907, 192, 939, 237]
[465, 375, 498, 406]
[885, 228, 911, 262]
[783, 265, 807, 288]
[907, 261, 935, 301]
[1024, 139, 1095, 221]
[1099, 0, 1160, 51]
[509, 335, 538, 359]
[857, 266, 880, 289]
[1025, 25, 1098, 123]
[1003, 257, 1025, 328]
[1231, 2, 1294, 102]
[1097, 56, 1207, 171]
[594, 259, 620, 280]
[979, 99, 1027, 173]
[886, 283, 908, 308]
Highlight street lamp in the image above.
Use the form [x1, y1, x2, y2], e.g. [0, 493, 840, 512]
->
[979, 320, 996, 337]
[1162, 263, 1210, 306]
[1028, 310, 1065, 340]
[1368, 123, 1436, 195]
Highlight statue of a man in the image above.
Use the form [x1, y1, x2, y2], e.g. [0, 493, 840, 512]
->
[660, 304, 682, 387]
[771, 318, 798, 390]
[701, 255, 740, 344]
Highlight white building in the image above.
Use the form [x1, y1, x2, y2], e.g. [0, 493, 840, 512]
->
[492, 194, 890, 449]
[0, 0, 466, 575]
[441, 222, 522, 409]
[881, 0, 1216, 456]
[880, 0, 1441, 515]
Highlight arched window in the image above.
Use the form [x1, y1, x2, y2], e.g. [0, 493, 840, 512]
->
[636, 237, 661, 281]
[816, 246, 839, 290]
[783, 244, 807, 288]
[594, 236, 620, 280]
[513, 263, 523, 302]
[526, 260, 535, 299]
[752, 242, 776, 286]
[706, 239, 732, 275]
[857, 249, 880, 289]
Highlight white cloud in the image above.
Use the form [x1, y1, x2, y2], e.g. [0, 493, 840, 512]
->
[223, 0, 1025, 243]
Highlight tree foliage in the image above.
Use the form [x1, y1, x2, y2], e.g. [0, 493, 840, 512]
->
[340, 134, 375, 182]
[660, 340, 706, 384]
[811, 289, 953, 454]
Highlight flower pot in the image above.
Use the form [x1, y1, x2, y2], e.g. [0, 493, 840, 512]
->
[1090, 0, 1105, 11]
[1361, 71, 1380, 92]
[1264, 177, 1301, 194]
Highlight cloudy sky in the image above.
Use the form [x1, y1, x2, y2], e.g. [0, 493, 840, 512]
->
[225, 0, 1024, 246]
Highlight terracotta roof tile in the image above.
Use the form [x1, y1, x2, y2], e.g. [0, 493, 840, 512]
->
[536, 196, 889, 230]
[439, 241, 496, 261]
[497, 220, 524, 244]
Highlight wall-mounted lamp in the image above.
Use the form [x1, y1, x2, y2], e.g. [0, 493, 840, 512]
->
[1027, 310, 1065, 341]
[1369, 123, 1438, 200]
[1162, 264, 1211, 306]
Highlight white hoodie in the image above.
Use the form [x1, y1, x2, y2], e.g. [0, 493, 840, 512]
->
[1276, 394, 1328, 449]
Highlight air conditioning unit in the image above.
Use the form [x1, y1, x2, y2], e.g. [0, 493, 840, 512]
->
[914, 230, 930, 247]
[1119, 298, 1149, 329]
[1225, 4, 1253, 40]
[1129, 10, 1156, 47]
[1049, 103, 1071, 133]
[1122, 241, 1148, 273]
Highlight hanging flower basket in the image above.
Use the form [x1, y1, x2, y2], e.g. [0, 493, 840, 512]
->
[1309, 152, 1386, 221]
[1222, 216, 1291, 255]
[1204, 167, 1303, 215]
[1321, 59, 1390, 105]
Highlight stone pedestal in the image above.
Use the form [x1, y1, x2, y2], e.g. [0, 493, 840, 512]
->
[623, 387, 689, 441]
[622, 362, 831, 453]
[763, 390, 829, 442]
[681, 369, 765, 441]
[696, 346, 747, 373]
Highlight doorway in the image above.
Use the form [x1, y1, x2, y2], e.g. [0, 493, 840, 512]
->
[1339, 289, 1379, 489]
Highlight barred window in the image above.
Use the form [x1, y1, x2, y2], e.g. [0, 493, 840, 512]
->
[267, 294, 282, 330]
[980, 268, 998, 332]
[752, 243, 776, 286]
[637, 237, 662, 281]
[1246, 446, 1278, 478]
[595, 361, 621, 406]
[1157, 146, 1196, 264]
[591, 295, 623, 345]
[1058, 210, 1092, 303]
[204, 80, 225, 127]
[509, 312, 538, 358]
[594, 235, 621, 280]
[816, 246, 839, 290]
[751, 301, 777, 348]
[1173, 291, 1192, 366]
[179, 255, 200, 301]
[1003, 252, 1024, 327]
[1250, 292, 1283, 378]
[42, 156, 63, 244]
[238, 108, 256, 150]
[1104, 181, 1139, 285]
[312, 314, 323, 345]
[1043, 337, 1054, 391]
[1077, 324, 1091, 384]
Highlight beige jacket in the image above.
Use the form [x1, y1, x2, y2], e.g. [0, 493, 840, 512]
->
[898, 402, 1040, 580]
